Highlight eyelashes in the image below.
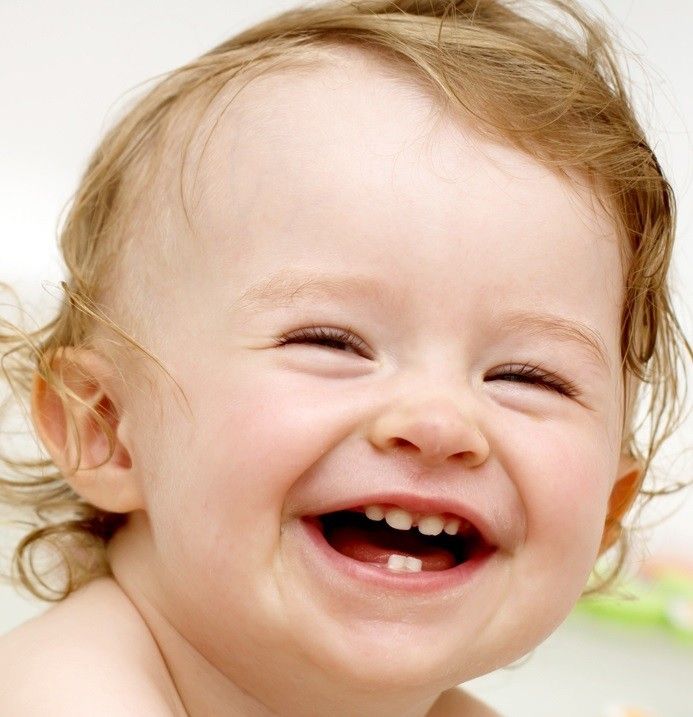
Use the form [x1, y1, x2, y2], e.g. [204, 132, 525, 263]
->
[489, 363, 579, 398]
[274, 325, 580, 398]
[274, 325, 369, 356]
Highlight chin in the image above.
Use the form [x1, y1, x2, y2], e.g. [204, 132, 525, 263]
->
[297, 626, 477, 690]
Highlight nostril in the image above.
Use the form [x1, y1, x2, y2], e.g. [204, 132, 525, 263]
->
[369, 406, 489, 468]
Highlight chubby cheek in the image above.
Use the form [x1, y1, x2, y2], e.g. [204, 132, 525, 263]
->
[511, 420, 616, 614]
[142, 365, 339, 585]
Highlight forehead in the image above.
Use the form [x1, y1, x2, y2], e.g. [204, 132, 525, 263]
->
[185, 46, 448, 224]
[129, 47, 622, 365]
[186, 52, 616, 265]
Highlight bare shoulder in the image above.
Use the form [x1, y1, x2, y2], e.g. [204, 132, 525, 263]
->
[430, 687, 504, 717]
[0, 577, 183, 716]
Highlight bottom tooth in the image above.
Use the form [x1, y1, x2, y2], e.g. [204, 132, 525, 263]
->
[404, 556, 422, 572]
[387, 554, 407, 571]
[386, 554, 422, 573]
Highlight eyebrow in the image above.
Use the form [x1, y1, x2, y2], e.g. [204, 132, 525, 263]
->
[501, 310, 611, 372]
[233, 270, 611, 371]
[233, 270, 388, 312]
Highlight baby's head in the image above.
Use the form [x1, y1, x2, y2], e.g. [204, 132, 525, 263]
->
[1, 0, 689, 706]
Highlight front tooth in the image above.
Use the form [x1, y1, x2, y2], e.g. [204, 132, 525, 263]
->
[364, 504, 385, 521]
[384, 507, 413, 531]
[387, 554, 408, 571]
[443, 518, 461, 535]
[417, 515, 445, 536]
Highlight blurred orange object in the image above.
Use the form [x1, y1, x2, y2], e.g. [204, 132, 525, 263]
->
[602, 705, 657, 717]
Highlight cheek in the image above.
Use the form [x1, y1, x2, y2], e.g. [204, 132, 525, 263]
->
[489, 420, 619, 645]
[198, 371, 338, 500]
[516, 420, 616, 566]
[140, 368, 343, 561]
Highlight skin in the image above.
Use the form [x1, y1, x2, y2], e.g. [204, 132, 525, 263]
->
[3, 47, 640, 716]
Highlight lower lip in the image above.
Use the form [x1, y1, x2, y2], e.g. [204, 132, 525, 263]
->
[297, 516, 496, 595]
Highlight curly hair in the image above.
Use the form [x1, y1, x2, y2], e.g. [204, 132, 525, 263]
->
[1, 0, 690, 601]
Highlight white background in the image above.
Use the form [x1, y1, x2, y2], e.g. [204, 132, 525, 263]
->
[1, 1, 691, 715]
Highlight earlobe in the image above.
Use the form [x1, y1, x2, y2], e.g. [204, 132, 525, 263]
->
[598, 454, 643, 554]
[30, 347, 144, 514]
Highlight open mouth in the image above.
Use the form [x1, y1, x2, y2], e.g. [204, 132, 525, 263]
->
[310, 507, 494, 572]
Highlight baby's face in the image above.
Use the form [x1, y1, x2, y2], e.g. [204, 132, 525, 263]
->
[110, 50, 627, 691]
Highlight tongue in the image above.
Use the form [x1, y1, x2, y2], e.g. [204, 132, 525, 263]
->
[327, 524, 457, 571]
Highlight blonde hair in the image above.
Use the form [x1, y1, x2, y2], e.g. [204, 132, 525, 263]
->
[1, 0, 690, 601]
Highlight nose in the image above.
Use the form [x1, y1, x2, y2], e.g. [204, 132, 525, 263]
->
[367, 395, 490, 469]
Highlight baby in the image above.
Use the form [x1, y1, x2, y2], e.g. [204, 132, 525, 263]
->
[0, 0, 690, 715]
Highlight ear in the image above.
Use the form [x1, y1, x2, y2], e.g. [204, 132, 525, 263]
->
[30, 346, 144, 513]
[598, 454, 643, 554]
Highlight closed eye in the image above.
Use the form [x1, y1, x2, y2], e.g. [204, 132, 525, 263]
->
[275, 330, 578, 397]
[274, 325, 370, 357]
[486, 364, 578, 397]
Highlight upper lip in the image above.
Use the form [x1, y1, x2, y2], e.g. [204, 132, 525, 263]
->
[301, 492, 502, 549]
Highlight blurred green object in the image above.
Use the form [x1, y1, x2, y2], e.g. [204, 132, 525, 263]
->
[576, 559, 693, 644]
